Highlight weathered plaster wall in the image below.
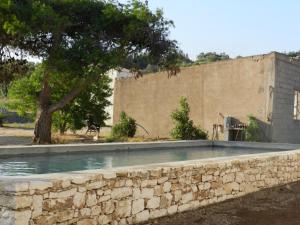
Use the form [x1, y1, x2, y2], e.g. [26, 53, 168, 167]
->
[1, 149, 300, 225]
[272, 53, 300, 143]
[113, 53, 275, 139]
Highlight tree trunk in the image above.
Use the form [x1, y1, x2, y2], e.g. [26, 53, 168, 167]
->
[33, 109, 52, 144]
[33, 74, 52, 144]
[59, 121, 67, 135]
[33, 73, 87, 144]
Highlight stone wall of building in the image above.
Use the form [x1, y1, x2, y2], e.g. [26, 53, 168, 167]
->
[272, 53, 300, 143]
[1, 149, 300, 225]
[113, 53, 276, 140]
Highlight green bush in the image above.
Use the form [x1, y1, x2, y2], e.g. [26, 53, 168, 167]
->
[0, 113, 5, 127]
[111, 111, 137, 138]
[171, 97, 207, 140]
[245, 115, 261, 142]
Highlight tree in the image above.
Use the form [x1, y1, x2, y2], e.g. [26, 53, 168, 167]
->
[0, 59, 34, 97]
[8, 64, 112, 134]
[53, 75, 112, 134]
[170, 97, 207, 140]
[286, 51, 300, 61]
[195, 52, 230, 64]
[122, 49, 193, 74]
[1, 0, 178, 143]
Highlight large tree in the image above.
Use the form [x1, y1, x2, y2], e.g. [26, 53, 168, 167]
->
[8, 64, 112, 134]
[1, 0, 178, 143]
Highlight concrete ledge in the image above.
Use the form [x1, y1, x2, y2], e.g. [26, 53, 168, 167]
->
[213, 140, 300, 150]
[0, 140, 300, 157]
[0, 140, 212, 156]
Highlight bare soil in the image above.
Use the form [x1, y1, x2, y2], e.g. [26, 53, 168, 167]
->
[0, 127, 170, 145]
[142, 182, 300, 225]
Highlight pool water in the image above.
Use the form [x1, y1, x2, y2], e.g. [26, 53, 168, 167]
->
[0, 147, 284, 176]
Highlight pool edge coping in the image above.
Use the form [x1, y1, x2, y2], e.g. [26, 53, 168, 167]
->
[1, 147, 300, 188]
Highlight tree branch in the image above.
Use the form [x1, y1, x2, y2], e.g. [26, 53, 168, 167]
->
[48, 80, 87, 113]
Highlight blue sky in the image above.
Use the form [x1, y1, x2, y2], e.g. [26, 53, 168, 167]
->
[135, 0, 300, 59]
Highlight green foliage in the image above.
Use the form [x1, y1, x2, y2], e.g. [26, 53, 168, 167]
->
[171, 97, 207, 140]
[8, 64, 112, 133]
[1, 0, 179, 143]
[7, 64, 42, 117]
[111, 112, 137, 138]
[122, 49, 192, 75]
[1, 0, 178, 78]
[195, 52, 230, 65]
[0, 59, 34, 97]
[245, 115, 261, 142]
[0, 113, 5, 127]
[57, 75, 112, 133]
[286, 51, 300, 61]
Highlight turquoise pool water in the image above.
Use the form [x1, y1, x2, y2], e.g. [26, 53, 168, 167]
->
[0, 147, 284, 176]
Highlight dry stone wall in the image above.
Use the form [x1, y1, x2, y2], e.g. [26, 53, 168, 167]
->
[1, 150, 300, 225]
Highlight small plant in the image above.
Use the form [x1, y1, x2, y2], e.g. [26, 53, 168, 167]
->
[171, 97, 207, 140]
[0, 113, 5, 127]
[245, 115, 261, 142]
[111, 111, 137, 138]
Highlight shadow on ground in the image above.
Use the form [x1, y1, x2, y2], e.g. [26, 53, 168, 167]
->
[142, 182, 300, 225]
[0, 136, 32, 145]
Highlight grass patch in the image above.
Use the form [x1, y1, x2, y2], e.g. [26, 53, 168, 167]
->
[3, 123, 35, 129]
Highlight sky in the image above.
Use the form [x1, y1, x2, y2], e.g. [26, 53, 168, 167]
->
[132, 0, 300, 60]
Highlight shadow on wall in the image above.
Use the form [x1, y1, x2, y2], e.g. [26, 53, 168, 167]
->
[224, 116, 271, 142]
[254, 118, 272, 142]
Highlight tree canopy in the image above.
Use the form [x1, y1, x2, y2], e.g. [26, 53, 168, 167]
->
[195, 52, 230, 65]
[8, 64, 112, 134]
[286, 51, 300, 61]
[1, 0, 179, 143]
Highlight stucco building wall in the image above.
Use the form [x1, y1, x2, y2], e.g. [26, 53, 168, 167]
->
[113, 53, 276, 140]
[272, 54, 300, 143]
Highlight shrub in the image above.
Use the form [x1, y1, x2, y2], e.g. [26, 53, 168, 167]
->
[171, 97, 207, 140]
[111, 111, 137, 138]
[0, 113, 5, 127]
[245, 115, 261, 142]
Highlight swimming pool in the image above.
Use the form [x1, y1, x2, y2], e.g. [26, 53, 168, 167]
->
[0, 145, 286, 176]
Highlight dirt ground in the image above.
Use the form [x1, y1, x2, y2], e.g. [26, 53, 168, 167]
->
[142, 182, 300, 225]
[0, 127, 100, 145]
[0, 127, 166, 145]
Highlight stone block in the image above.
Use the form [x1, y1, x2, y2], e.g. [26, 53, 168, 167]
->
[115, 200, 131, 218]
[29, 181, 53, 191]
[141, 188, 154, 199]
[146, 197, 160, 209]
[87, 181, 106, 190]
[78, 218, 96, 225]
[73, 192, 86, 208]
[32, 195, 43, 218]
[135, 210, 149, 223]
[132, 199, 144, 214]
[149, 209, 167, 219]
[91, 205, 102, 215]
[111, 187, 132, 199]
[86, 192, 97, 207]
[160, 193, 172, 208]
[181, 192, 193, 204]
[163, 182, 171, 192]
[103, 201, 115, 214]
[167, 205, 178, 215]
